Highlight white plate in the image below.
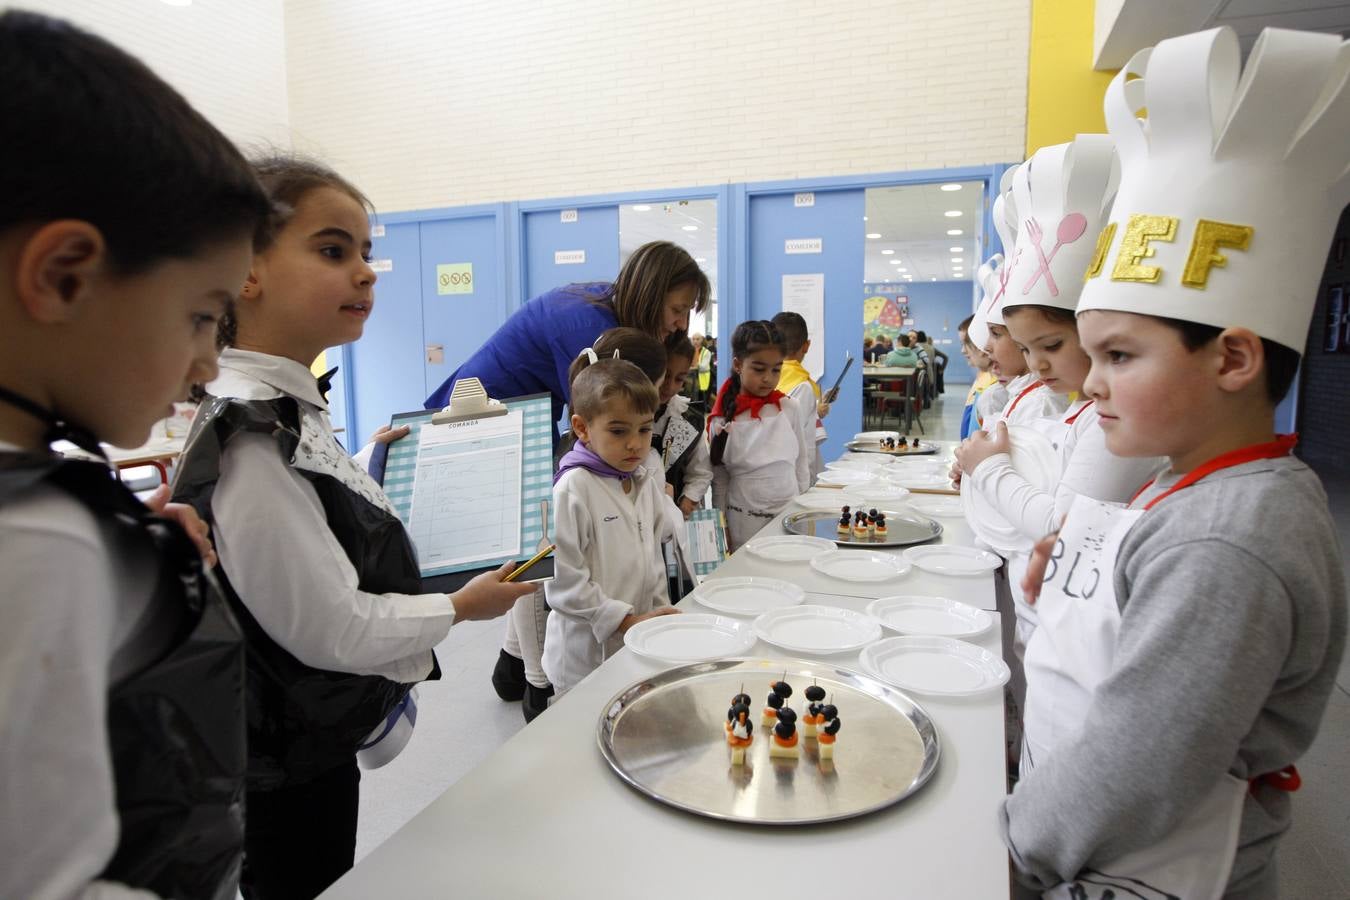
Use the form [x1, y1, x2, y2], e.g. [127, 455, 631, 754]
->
[854, 483, 912, 506]
[960, 425, 1061, 553]
[809, 549, 912, 582]
[815, 469, 881, 488]
[907, 496, 964, 518]
[865, 595, 993, 640]
[743, 534, 836, 563]
[690, 577, 806, 616]
[854, 430, 900, 442]
[902, 545, 1002, 576]
[752, 605, 883, 654]
[825, 456, 887, 472]
[859, 636, 1010, 696]
[624, 614, 757, 663]
[793, 489, 863, 512]
[884, 469, 954, 490]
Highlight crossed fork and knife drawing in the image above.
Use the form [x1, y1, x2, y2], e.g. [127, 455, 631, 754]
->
[1020, 212, 1089, 297]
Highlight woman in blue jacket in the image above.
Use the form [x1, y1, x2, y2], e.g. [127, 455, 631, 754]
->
[425, 241, 709, 431]
[424, 240, 709, 717]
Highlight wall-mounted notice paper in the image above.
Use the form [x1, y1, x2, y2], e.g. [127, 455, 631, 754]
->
[370, 259, 394, 273]
[555, 250, 586, 265]
[436, 262, 474, 295]
[560, 209, 578, 223]
[782, 273, 825, 378]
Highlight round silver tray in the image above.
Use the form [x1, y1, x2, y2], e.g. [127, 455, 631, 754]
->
[597, 658, 940, 825]
[845, 440, 939, 456]
[782, 508, 942, 548]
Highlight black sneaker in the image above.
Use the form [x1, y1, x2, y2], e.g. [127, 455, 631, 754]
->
[522, 682, 555, 723]
[491, 649, 526, 701]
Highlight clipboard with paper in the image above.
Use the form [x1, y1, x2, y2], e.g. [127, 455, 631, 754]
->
[378, 380, 555, 592]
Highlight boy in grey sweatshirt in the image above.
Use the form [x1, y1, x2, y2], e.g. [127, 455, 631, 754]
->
[1000, 25, 1350, 898]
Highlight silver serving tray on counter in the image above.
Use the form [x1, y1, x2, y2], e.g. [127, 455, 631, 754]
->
[845, 440, 939, 456]
[782, 508, 943, 548]
[597, 658, 940, 825]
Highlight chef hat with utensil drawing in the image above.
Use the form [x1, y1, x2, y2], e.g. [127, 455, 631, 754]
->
[1076, 26, 1350, 351]
[969, 165, 1021, 346]
[1002, 134, 1119, 315]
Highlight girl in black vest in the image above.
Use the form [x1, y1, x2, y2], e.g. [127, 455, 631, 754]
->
[171, 156, 533, 900]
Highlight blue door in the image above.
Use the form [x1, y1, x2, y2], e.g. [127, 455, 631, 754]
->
[747, 189, 866, 462]
[522, 205, 619, 300]
[347, 221, 425, 442]
[420, 212, 508, 398]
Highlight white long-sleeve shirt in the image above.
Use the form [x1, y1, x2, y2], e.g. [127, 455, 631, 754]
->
[989, 373, 1071, 429]
[968, 402, 1164, 540]
[542, 465, 676, 693]
[207, 349, 454, 684]
[0, 446, 165, 900]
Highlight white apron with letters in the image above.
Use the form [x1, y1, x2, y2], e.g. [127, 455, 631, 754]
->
[1021, 493, 1245, 900]
[1001, 399, 1091, 655]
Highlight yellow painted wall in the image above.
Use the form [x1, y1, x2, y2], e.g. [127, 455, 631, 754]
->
[1025, 0, 1115, 156]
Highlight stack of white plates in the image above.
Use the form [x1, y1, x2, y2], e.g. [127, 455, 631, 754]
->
[793, 488, 863, 512]
[815, 468, 883, 489]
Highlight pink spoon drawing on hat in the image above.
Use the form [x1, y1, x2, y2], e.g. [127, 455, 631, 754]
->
[1023, 212, 1089, 297]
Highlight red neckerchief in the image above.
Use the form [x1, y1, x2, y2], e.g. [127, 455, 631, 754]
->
[1004, 380, 1044, 417]
[1128, 434, 1298, 511]
[1064, 399, 1095, 425]
[707, 379, 786, 435]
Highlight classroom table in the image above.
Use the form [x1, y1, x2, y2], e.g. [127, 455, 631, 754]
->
[861, 365, 920, 433]
[321, 450, 1013, 900]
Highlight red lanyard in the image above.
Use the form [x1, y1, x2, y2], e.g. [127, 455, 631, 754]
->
[1129, 434, 1298, 511]
[1064, 399, 1095, 425]
[1004, 380, 1044, 417]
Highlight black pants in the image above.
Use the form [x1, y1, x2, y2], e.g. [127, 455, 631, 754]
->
[240, 758, 360, 900]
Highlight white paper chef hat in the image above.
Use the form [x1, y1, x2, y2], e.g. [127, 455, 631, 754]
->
[1002, 135, 1119, 315]
[968, 254, 1004, 349]
[1077, 26, 1350, 351]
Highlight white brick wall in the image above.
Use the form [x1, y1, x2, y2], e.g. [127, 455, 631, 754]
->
[283, 0, 1031, 212]
[11, 0, 291, 149]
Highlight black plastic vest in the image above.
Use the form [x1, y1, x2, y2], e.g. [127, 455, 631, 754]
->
[652, 404, 707, 499]
[172, 395, 437, 789]
[0, 451, 246, 900]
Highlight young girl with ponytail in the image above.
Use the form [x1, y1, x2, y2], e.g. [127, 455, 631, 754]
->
[708, 320, 811, 551]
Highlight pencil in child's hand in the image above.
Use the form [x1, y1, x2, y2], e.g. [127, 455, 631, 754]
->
[503, 545, 555, 583]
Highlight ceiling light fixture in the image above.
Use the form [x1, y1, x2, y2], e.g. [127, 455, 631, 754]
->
[632, 204, 651, 212]
[947, 229, 963, 236]
[866, 233, 882, 240]
[940, 183, 962, 192]
[944, 211, 962, 218]
[881, 249, 894, 255]
[682, 225, 698, 232]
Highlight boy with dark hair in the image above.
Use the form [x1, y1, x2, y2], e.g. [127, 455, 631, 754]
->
[771, 311, 829, 478]
[0, 12, 271, 898]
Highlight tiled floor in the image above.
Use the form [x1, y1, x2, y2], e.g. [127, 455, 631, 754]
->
[354, 385, 1350, 898]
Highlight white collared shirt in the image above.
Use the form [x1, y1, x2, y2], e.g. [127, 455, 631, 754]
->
[0, 441, 163, 899]
[206, 349, 454, 683]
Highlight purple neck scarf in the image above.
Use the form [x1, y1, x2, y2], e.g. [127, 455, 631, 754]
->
[555, 441, 633, 484]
